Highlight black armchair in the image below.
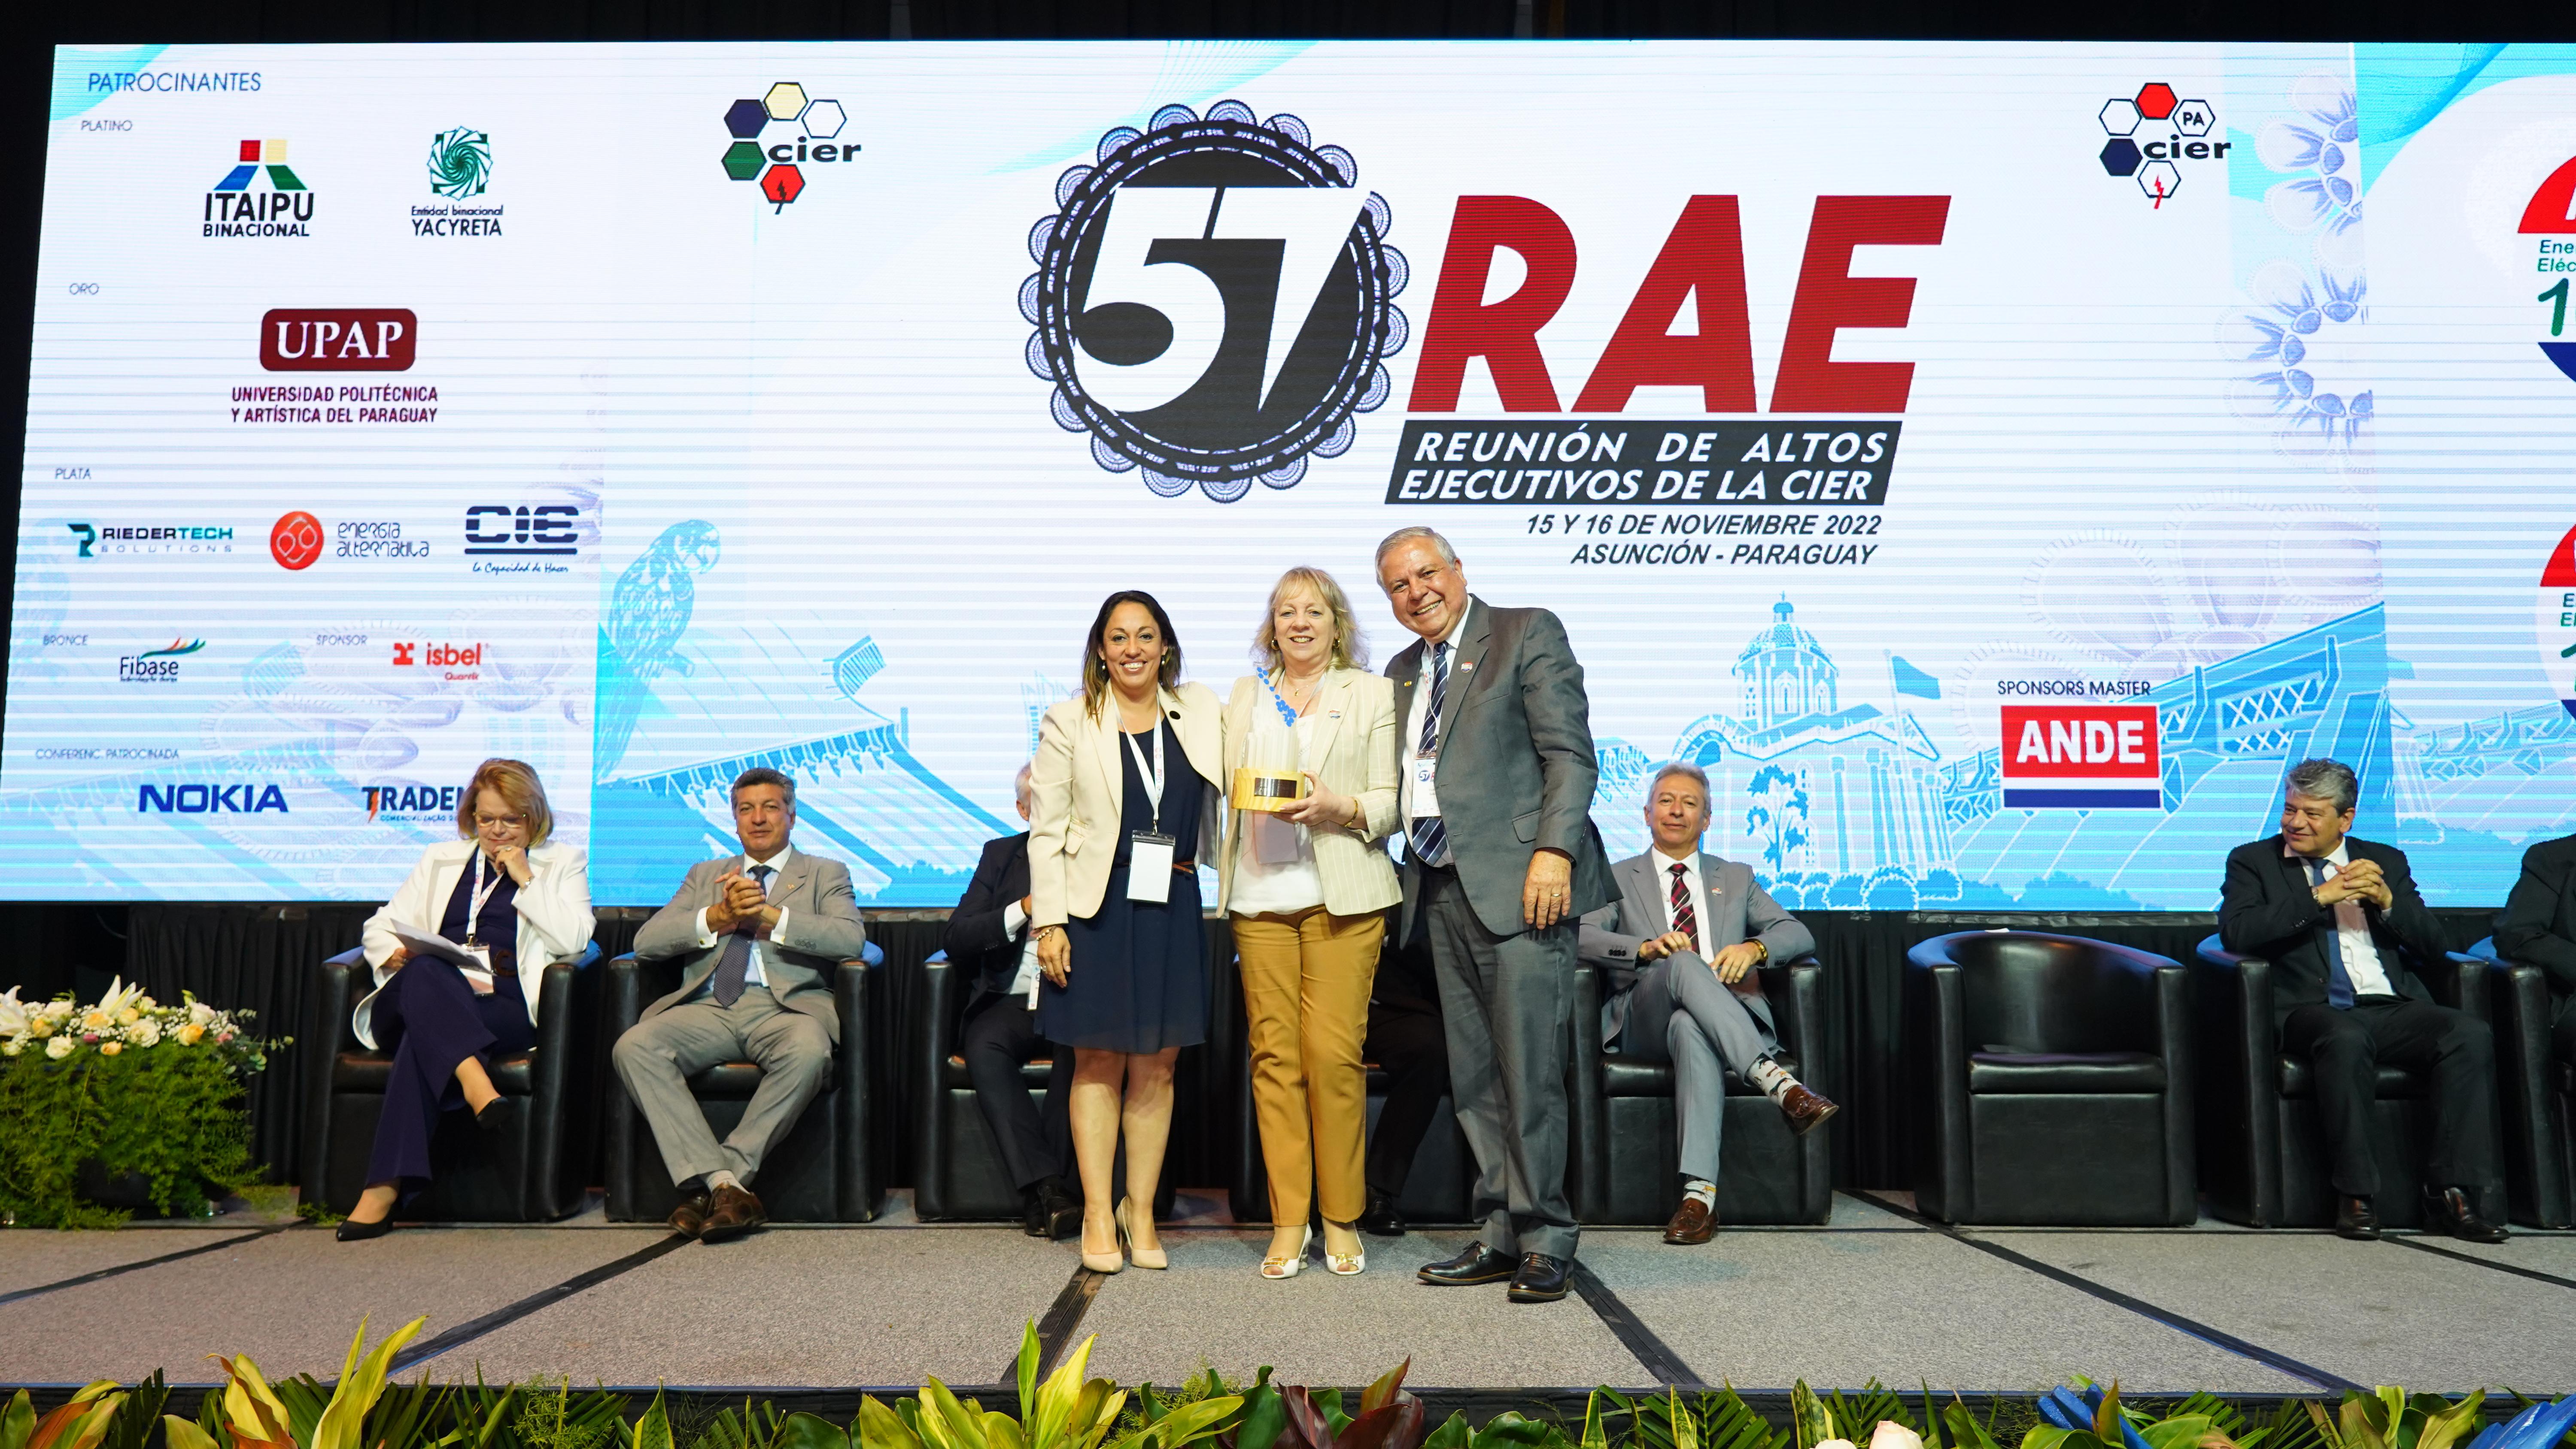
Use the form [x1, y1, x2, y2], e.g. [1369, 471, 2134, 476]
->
[2193, 934, 2502, 1228]
[1908, 931, 2194, 1225]
[1571, 954, 1832, 1225]
[2458, 937, 2572, 1228]
[301, 944, 601, 1221]
[603, 943, 883, 1223]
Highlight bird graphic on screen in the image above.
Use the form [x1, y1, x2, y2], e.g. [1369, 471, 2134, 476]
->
[594, 520, 723, 778]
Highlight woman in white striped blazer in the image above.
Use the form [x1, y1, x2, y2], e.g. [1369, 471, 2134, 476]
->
[1218, 567, 1401, 1280]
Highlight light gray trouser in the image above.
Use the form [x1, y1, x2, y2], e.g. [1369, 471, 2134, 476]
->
[1616, 958, 1779, 1186]
[612, 985, 833, 1187]
[1422, 866, 1581, 1263]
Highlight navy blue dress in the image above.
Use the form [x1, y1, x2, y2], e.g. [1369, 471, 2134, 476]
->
[364, 856, 538, 1192]
[1040, 721, 1209, 1054]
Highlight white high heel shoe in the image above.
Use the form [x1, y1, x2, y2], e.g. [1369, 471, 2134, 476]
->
[1323, 1221, 1366, 1276]
[1260, 1225, 1312, 1279]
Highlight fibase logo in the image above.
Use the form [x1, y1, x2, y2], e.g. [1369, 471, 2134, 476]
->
[417, 127, 504, 239]
[2000, 704, 2162, 809]
[1022, 101, 1412, 503]
[2522, 154, 2576, 384]
[2095, 85, 2224, 207]
[206, 139, 315, 237]
[137, 782, 289, 814]
[720, 83, 855, 210]
[118, 637, 204, 683]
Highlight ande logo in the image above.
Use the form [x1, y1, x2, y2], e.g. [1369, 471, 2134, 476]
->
[1021, 101, 1411, 503]
[2095, 85, 2225, 207]
[720, 83, 856, 210]
[206, 138, 315, 237]
[416, 127, 504, 238]
[118, 637, 204, 684]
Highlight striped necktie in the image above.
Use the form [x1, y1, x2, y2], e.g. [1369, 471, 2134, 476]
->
[1407, 641, 1450, 866]
[1668, 862, 1700, 954]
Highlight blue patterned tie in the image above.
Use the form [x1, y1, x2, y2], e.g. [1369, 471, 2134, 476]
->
[1408, 642, 1450, 867]
[710, 864, 776, 1008]
[2304, 858, 2357, 1009]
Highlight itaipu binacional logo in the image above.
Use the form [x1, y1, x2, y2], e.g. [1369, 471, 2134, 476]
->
[1021, 101, 1411, 502]
[2096, 84, 2225, 207]
[720, 83, 855, 211]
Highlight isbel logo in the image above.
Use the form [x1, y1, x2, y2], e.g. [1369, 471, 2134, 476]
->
[2096, 85, 2225, 207]
[118, 637, 204, 683]
[391, 640, 485, 676]
[1021, 101, 1412, 503]
[720, 83, 855, 210]
[137, 781, 289, 814]
[260, 309, 416, 371]
[206, 139, 315, 237]
[1999, 704, 2163, 809]
[270, 511, 324, 570]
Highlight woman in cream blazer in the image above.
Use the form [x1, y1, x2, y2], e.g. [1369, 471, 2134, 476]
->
[1029, 590, 1224, 1273]
[1218, 566, 1400, 1279]
[341, 758, 593, 1239]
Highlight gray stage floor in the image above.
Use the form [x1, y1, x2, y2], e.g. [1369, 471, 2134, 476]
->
[3, 1191, 2571, 1395]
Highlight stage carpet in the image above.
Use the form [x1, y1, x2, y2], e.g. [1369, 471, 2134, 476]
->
[4, 1191, 2572, 1399]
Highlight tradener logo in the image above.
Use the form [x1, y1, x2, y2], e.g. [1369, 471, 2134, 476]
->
[2000, 704, 2162, 809]
[261, 309, 416, 371]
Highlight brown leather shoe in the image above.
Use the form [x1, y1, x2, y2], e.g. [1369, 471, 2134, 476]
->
[1777, 1082, 1840, 1136]
[699, 1182, 767, 1242]
[667, 1185, 713, 1239]
[1663, 1197, 1716, 1245]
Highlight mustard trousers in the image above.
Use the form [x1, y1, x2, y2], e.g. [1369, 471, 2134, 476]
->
[1234, 906, 1384, 1226]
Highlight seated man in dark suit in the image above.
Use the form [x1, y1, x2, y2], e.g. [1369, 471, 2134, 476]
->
[2492, 831, 2576, 1086]
[942, 765, 1078, 1239]
[1355, 928, 1449, 1237]
[1578, 761, 1835, 1245]
[2218, 757, 2505, 1243]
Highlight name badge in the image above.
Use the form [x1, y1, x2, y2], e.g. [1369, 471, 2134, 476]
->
[1127, 832, 1176, 903]
[458, 944, 496, 996]
[1410, 753, 1441, 818]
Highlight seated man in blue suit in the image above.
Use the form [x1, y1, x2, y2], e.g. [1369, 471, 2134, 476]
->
[943, 765, 1078, 1239]
[1577, 761, 1835, 1245]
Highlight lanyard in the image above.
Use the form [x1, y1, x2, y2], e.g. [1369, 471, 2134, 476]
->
[1122, 721, 1166, 834]
[465, 851, 508, 945]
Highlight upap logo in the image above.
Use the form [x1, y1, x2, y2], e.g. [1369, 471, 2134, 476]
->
[720, 83, 856, 211]
[1021, 101, 1411, 503]
[207, 138, 314, 237]
[2096, 85, 2227, 207]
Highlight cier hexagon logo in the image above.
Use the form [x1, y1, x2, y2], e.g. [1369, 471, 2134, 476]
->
[1021, 100, 1411, 502]
[2096, 83, 2223, 207]
[720, 82, 857, 211]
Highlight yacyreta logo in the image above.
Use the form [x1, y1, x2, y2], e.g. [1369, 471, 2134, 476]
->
[2096, 84, 2224, 207]
[418, 127, 504, 239]
[1022, 101, 1411, 503]
[261, 309, 416, 370]
[270, 511, 324, 570]
[720, 83, 855, 210]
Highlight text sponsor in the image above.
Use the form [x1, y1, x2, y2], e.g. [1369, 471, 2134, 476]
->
[87, 70, 261, 94]
[231, 384, 438, 425]
[66, 522, 235, 558]
[1384, 421, 1897, 505]
[35, 747, 179, 760]
[333, 521, 431, 560]
[137, 782, 289, 814]
[260, 309, 415, 371]
[1999, 704, 2162, 809]
[1996, 679, 2152, 697]
[118, 637, 204, 683]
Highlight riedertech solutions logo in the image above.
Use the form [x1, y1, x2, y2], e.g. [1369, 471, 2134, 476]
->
[1020, 101, 1412, 503]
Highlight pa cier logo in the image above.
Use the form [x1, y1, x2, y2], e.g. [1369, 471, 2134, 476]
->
[2096, 85, 2225, 206]
[720, 83, 855, 210]
[1021, 101, 1412, 503]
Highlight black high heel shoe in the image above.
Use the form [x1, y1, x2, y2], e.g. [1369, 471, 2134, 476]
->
[335, 1214, 394, 1242]
[474, 1097, 515, 1135]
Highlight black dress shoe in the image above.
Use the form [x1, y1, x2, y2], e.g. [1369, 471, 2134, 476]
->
[473, 1097, 515, 1135]
[2422, 1185, 2509, 1244]
[1507, 1252, 1573, 1303]
[1417, 1241, 1517, 1285]
[2334, 1194, 2380, 1240]
[335, 1214, 394, 1242]
[1024, 1178, 1081, 1240]
[1355, 1190, 1408, 1238]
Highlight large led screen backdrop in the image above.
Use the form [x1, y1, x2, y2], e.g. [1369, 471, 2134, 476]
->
[11, 41, 2576, 906]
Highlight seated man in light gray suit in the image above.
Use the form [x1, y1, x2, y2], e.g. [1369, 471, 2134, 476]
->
[1578, 761, 1836, 1246]
[611, 766, 867, 1241]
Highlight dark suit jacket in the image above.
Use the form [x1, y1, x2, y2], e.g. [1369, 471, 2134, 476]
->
[944, 832, 1033, 1010]
[1384, 595, 1613, 939]
[2218, 833, 2447, 1024]
[2494, 832, 2576, 995]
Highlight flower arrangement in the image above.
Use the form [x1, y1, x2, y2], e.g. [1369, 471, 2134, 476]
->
[0, 978, 283, 1228]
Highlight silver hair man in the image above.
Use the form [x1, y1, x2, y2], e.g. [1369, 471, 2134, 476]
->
[1373, 525, 1459, 573]
[2284, 758, 2358, 813]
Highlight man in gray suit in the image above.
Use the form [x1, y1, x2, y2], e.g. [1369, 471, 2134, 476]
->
[1579, 761, 1837, 1245]
[611, 767, 868, 1240]
[1377, 526, 1613, 1304]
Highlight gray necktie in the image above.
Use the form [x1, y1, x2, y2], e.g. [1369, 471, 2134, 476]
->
[709, 864, 775, 1008]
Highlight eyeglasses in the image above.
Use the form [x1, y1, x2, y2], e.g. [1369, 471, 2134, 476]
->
[474, 813, 528, 830]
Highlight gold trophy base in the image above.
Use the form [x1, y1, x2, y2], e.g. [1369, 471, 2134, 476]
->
[1231, 768, 1309, 812]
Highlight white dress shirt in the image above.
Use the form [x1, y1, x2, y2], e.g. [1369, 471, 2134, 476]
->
[1398, 598, 1475, 834]
[1651, 845, 1713, 955]
[1000, 898, 1042, 1004]
[2286, 839, 2397, 998]
[694, 845, 795, 990]
[1231, 712, 1327, 915]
